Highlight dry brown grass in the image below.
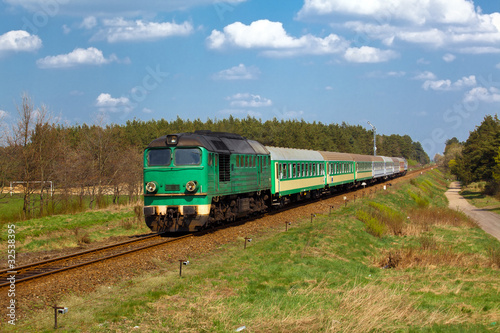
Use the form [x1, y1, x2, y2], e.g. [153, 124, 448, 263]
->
[488, 246, 500, 268]
[74, 227, 91, 245]
[404, 207, 477, 236]
[331, 283, 469, 332]
[377, 245, 490, 270]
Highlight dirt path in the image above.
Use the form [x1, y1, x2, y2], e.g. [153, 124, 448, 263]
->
[445, 181, 500, 242]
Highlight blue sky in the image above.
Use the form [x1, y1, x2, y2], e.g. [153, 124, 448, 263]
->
[0, 0, 499, 158]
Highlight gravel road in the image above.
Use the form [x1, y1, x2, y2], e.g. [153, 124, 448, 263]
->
[445, 181, 500, 242]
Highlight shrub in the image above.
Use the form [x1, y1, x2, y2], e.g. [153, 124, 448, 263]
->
[356, 210, 386, 238]
[121, 218, 134, 230]
[418, 234, 437, 251]
[368, 202, 405, 235]
[408, 191, 429, 208]
[365, 217, 387, 238]
[487, 246, 500, 268]
[134, 205, 143, 222]
[73, 227, 91, 245]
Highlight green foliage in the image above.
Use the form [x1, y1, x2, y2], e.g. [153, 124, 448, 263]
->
[0, 194, 132, 223]
[408, 190, 430, 208]
[356, 209, 387, 237]
[367, 201, 405, 234]
[0, 208, 148, 252]
[449, 115, 500, 187]
[407, 159, 419, 167]
[120, 116, 428, 159]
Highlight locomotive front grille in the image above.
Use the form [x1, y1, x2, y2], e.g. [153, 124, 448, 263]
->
[183, 206, 197, 216]
[165, 184, 181, 191]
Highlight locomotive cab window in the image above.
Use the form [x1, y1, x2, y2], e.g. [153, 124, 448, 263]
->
[174, 148, 201, 166]
[148, 149, 171, 166]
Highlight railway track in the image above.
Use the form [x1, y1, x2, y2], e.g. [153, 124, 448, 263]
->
[0, 233, 192, 288]
[0, 167, 431, 289]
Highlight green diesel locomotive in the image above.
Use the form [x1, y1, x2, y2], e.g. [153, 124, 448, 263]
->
[143, 131, 271, 233]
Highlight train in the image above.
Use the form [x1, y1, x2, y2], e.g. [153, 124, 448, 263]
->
[143, 130, 407, 233]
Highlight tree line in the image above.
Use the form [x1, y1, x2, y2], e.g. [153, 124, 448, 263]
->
[0, 94, 429, 219]
[122, 116, 429, 162]
[437, 114, 500, 194]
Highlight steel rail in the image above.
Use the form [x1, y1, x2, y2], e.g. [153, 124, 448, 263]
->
[0, 233, 159, 276]
[0, 234, 191, 288]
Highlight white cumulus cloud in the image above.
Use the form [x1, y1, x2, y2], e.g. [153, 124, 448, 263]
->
[413, 71, 437, 80]
[92, 18, 193, 43]
[226, 93, 272, 108]
[81, 16, 97, 30]
[299, 0, 477, 25]
[0, 30, 42, 55]
[36, 47, 118, 69]
[344, 46, 399, 63]
[300, 1, 500, 53]
[422, 79, 452, 91]
[443, 53, 456, 62]
[463, 87, 500, 103]
[207, 19, 348, 57]
[95, 93, 133, 113]
[422, 75, 476, 91]
[213, 64, 260, 80]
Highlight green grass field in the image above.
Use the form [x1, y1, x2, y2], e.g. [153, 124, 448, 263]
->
[6, 169, 500, 332]
[0, 193, 136, 223]
[0, 204, 149, 254]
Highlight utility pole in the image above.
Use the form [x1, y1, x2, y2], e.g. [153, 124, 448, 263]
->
[367, 121, 377, 156]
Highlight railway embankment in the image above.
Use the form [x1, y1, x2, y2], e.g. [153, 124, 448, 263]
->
[2, 168, 499, 332]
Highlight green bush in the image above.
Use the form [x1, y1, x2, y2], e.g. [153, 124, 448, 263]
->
[408, 191, 429, 208]
[356, 209, 387, 238]
[367, 201, 405, 235]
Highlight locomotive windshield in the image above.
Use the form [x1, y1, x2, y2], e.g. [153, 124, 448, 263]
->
[148, 149, 171, 166]
[175, 148, 201, 166]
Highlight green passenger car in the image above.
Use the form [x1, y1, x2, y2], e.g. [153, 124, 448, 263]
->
[319, 151, 355, 189]
[267, 147, 327, 205]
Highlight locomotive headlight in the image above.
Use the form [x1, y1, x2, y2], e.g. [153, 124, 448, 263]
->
[186, 180, 198, 192]
[146, 181, 158, 193]
[166, 135, 178, 145]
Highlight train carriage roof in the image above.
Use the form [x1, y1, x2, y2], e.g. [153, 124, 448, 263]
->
[318, 151, 353, 161]
[348, 153, 377, 162]
[266, 146, 324, 161]
[147, 131, 269, 155]
[390, 157, 401, 163]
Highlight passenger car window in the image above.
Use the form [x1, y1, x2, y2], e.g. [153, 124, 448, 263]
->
[148, 149, 171, 166]
[175, 148, 201, 166]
